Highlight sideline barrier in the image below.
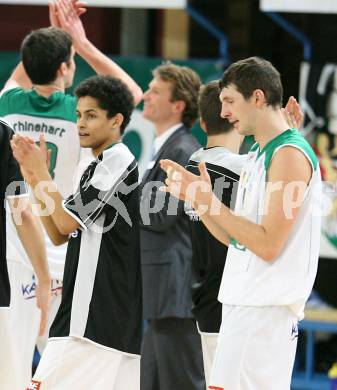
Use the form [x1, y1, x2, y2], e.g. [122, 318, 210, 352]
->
[292, 308, 337, 390]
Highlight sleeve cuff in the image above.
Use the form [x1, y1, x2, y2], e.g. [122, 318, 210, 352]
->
[62, 199, 88, 231]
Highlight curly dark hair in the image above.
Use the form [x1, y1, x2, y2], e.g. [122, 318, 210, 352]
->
[198, 80, 232, 135]
[219, 56, 283, 108]
[21, 27, 72, 85]
[153, 62, 201, 129]
[75, 75, 134, 134]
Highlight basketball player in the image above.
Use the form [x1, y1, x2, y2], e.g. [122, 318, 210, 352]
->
[12, 75, 142, 390]
[0, 1, 142, 388]
[0, 118, 49, 390]
[185, 81, 245, 387]
[160, 56, 321, 390]
[187, 80, 303, 388]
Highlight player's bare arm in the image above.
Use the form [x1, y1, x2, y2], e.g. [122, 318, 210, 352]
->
[0, 63, 32, 95]
[9, 196, 51, 335]
[36, 196, 69, 246]
[14, 150, 69, 246]
[55, 0, 143, 106]
[11, 134, 80, 236]
[161, 146, 312, 261]
[0, 0, 85, 96]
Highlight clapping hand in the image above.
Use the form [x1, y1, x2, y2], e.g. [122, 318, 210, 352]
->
[49, 0, 87, 28]
[283, 96, 304, 130]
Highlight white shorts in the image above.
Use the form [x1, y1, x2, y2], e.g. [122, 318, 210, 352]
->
[197, 323, 218, 390]
[209, 305, 298, 390]
[0, 308, 20, 389]
[30, 337, 140, 390]
[3, 260, 62, 390]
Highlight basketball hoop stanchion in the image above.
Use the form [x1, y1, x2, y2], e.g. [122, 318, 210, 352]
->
[292, 309, 337, 390]
[263, 11, 312, 62]
[186, 4, 230, 68]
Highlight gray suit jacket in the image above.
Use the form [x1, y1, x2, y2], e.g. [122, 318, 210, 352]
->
[140, 126, 200, 320]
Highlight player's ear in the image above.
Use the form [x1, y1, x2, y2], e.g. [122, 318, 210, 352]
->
[57, 62, 67, 77]
[252, 89, 265, 108]
[110, 113, 124, 129]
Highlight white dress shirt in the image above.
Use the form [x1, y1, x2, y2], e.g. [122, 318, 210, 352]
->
[153, 123, 183, 156]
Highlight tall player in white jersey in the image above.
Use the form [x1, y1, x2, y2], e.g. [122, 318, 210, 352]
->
[187, 81, 303, 389]
[0, 1, 142, 389]
[160, 56, 322, 390]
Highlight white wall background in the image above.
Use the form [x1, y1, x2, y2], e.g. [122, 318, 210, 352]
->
[260, 0, 337, 14]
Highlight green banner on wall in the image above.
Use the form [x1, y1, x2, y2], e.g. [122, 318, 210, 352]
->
[72, 55, 223, 148]
[0, 52, 223, 171]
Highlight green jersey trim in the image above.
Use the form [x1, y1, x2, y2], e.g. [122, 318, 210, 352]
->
[0, 87, 77, 123]
[256, 129, 318, 171]
[229, 237, 246, 251]
[250, 142, 259, 153]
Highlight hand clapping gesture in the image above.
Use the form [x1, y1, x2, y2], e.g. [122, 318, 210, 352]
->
[11, 134, 51, 185]
[283, 96, 304, 130]
[160, 159, 214, 216]
[49, 0, 88, 52]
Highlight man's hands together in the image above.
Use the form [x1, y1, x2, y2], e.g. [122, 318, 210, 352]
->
[49, 0, 88, 52]
[11, 134, 51, 186]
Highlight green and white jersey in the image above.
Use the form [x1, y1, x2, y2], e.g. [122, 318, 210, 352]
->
[218, 129, 322, 319]
[0, 88, 91, 279]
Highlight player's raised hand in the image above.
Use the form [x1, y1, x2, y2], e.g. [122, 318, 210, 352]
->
[11, 135, 32, 164]
[55, 0, 87, 52]
[11, 134, 50, 181]
[283, 96, 304, 130]
[160, 159, 212, 209]
[71, 0, 87, 17]
[49, 1, 60, 27]
[49, 0, 87, 28]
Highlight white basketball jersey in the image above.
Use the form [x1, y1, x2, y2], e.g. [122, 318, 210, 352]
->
[0, 88, 92, 279]
[218, 129, 322, 318]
